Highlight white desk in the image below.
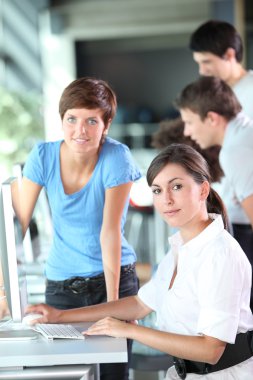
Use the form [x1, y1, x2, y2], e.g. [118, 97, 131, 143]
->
[0, 322, 127, 380]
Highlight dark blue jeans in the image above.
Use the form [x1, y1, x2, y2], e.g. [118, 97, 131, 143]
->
[46, 263, 139, 380]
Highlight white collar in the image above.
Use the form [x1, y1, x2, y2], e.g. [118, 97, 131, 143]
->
[168, 214, 225, 260]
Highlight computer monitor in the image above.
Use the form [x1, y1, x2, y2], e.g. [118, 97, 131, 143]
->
[0, 177, 28, 323]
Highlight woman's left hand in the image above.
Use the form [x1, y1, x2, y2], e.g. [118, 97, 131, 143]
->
[83, 317, 132, 338]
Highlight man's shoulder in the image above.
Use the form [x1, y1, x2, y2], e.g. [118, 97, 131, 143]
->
[245, 69, 253, 78]
[229, 113, 253, 133]
[234, 70, 253, 88]
[221, 119, 253, 172]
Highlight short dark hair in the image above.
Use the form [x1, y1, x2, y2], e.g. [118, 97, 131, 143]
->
[147, 143, 228, 230]
[189, 19, 243, 62]
[151, 117, 224, 183]
[59, 77, 117, 124]
[175, 76, 242, 121]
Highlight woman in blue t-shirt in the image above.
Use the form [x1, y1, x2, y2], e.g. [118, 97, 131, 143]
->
[14, 77, 142, 380]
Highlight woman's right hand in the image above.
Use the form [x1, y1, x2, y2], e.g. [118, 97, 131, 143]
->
[25, 303, 63, 325]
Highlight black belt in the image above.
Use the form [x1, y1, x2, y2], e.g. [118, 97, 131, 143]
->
[47, 263, 136, 294]
[173, 331, 253, 379]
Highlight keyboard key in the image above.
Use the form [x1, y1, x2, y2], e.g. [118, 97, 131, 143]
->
[34, 324, 85, 340]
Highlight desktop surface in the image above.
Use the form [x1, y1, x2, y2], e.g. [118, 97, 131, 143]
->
[0, 322, 127, 368]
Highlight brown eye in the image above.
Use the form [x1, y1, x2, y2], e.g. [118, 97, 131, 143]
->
[172, 184, 182, 191]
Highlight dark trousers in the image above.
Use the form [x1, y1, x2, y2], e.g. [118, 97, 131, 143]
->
[232, 224, 253, 312]
[46, 263, 139, 380]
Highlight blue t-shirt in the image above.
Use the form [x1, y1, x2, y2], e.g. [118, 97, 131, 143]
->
[23, 137, 142, 280]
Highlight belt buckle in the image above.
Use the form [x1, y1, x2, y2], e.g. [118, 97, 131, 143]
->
[67, 278, 86, 294]
[173, 357, 187, 379]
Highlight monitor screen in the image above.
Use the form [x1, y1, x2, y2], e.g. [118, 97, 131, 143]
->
[0, 177, 28, 323]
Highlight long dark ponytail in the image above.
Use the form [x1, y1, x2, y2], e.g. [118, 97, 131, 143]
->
[147, 143, 229, 230]
[207, 188, 229, 230]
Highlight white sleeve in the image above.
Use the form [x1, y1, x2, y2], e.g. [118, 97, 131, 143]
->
[222, 146, 253, 201]
[138, 252, 174, 312]
[138, 277, 158, 311]
[197, 237, 250, 343]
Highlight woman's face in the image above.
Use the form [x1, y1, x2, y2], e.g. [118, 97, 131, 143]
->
[150, 163, 209, 230]
[62, 108, 109, 155]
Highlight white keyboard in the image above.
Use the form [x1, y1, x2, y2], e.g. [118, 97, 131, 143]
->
[34, 324, 85, 340]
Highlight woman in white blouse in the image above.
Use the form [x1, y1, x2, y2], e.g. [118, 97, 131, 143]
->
[27, 143, 253, 379]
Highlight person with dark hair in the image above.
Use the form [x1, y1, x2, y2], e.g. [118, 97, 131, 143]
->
[135, 118, 225, 284]
[175, 77, 242, 121]
[189, 19, 253, 118]
[175, 75, 253, 311]
[27, 143, 253, 379]
[151, 117, 224, 184]
[13, 77, 142, 380]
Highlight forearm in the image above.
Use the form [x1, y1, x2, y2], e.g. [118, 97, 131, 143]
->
[101, 182, 134, 301]
[104, 268, 120, 302]
[100, 229, 121, 301]
[58, 296, 148, 323]
[126, 324, 226, 364]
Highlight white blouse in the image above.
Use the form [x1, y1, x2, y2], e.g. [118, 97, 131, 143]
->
[138, 214, 253, 378]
